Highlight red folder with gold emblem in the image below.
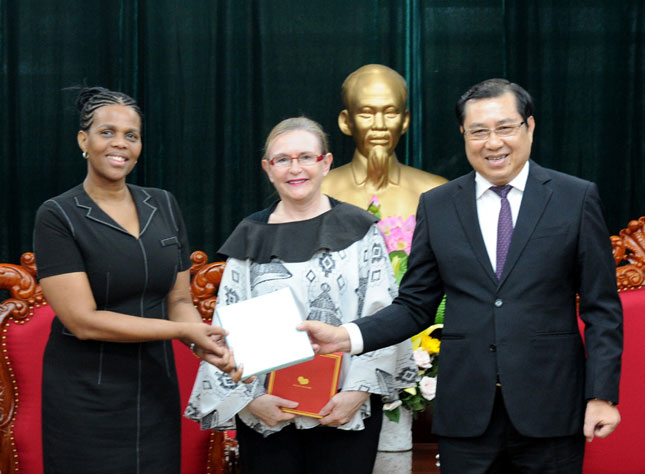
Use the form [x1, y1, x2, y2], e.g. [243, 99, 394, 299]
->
[266, 353, 343, 418]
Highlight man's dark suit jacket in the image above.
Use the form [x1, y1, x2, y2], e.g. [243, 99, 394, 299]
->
[356, 161, 623, 438]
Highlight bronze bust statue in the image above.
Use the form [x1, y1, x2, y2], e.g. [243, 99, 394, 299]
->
[322, 64, 446, 219]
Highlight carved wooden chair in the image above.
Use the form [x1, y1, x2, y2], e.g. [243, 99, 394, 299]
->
[582, 216, 645, 474]
[0, 251, 238, 474]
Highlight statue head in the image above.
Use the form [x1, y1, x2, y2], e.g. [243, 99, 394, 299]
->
[338, 65, 410, 187]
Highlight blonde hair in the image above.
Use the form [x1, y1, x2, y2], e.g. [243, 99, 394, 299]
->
[263, 117, 329, 160]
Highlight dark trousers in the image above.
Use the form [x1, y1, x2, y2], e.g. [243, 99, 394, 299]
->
[438, 389, 585, 474]
[236, 394, 382, 474]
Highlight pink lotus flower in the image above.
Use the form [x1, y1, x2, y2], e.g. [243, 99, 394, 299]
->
[378, 215, 416, 254]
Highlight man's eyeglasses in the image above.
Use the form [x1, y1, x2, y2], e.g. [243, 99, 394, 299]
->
[463, 121, 526, 141]
[267, 154, 324, 168]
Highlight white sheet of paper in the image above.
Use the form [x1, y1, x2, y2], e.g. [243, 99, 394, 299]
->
[215, 287, 314, 378]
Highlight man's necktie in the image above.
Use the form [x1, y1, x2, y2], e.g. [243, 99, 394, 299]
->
[490, 185, 513, 279]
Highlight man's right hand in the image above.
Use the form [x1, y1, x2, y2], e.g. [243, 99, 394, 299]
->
[297, 321, 351, 354]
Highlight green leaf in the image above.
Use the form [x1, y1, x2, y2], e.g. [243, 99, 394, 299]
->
[427, 361, 439, 378]
[384, 406, 401, 422]
[388, 250, 408, 261]
[367, 201, 382, 220]
[434, 294, 446, 324]
[389, 251, 408, 285]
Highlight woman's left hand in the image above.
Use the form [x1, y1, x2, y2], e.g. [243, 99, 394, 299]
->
[318, 390, 370, 426]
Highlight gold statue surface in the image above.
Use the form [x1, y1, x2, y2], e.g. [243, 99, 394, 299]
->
[322, 64, 447, 219]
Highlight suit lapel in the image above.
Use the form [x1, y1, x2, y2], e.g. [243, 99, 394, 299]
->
[452, 172, 497, 284]
[131, 186, 157, 237]
[75, 193, 128, 235]
[498, 161, 552, 286]
[75, 184, 157, 238]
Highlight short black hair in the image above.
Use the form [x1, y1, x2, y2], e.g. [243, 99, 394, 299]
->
[75, 86, 143, 131]
[455, 78, 533, 126]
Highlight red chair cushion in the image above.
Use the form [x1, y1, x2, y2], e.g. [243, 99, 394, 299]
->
[583, 287, 645, 474]
[6, 304, 55, 474]
[173, 340, 213, 474]
[5, 303, 212, 474]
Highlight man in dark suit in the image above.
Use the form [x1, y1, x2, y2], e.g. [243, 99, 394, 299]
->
[299, 78, 623, 473]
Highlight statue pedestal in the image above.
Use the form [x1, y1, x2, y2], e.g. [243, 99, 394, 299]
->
[377, 408, 413, 452]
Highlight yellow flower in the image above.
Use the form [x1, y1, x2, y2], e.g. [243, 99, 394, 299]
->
[411, 323, 443, 351]
[403, 386, 417, 396]
[421, 336, 441, 354]
[410, 331, 425, 351]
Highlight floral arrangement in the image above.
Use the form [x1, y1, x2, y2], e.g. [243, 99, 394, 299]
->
[384, 320, 443, 421]
[368, 198, 415, 285]
[368, 196, 445, 422]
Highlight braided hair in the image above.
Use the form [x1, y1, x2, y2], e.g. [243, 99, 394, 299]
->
[75, 87, 143, 131]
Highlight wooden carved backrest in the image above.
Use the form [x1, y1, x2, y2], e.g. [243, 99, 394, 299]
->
[0, 251, 237, 474]
[189, 250, 226, 319]
[612, 216, 645, 291]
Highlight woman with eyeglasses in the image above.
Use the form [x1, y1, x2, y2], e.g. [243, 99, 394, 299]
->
[186, 117, 416, 474]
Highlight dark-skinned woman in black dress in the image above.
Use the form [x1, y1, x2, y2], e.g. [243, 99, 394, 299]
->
[34, 87, 238, 473]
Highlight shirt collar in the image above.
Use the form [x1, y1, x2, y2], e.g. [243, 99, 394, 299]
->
[474, 160, 530, 199]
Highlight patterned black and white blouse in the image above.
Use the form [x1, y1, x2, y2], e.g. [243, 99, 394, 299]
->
[185, 199, 417, 436]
